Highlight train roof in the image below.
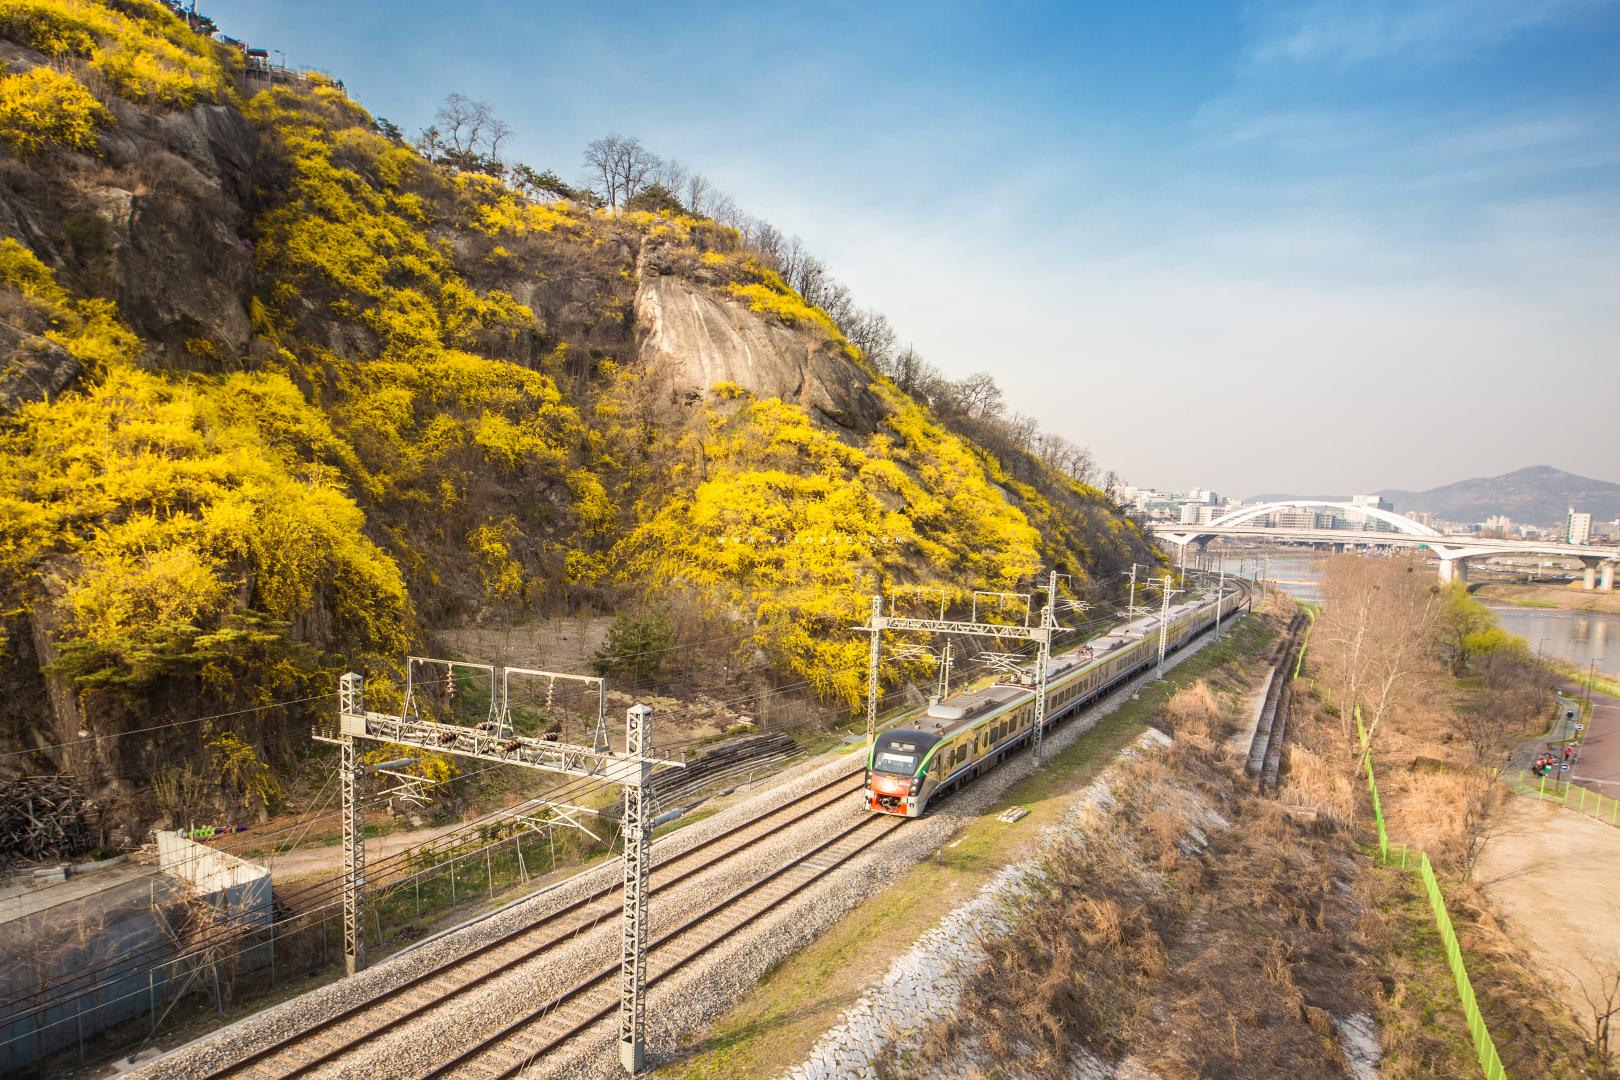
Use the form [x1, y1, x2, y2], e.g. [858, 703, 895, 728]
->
[918, 684, 1026, 734]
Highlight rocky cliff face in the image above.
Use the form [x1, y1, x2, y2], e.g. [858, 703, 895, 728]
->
[0, 43, 258, 369]
[635, 272, 884, 433]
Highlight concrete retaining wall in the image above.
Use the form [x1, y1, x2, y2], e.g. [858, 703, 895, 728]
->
[0, 837, 270, 1071]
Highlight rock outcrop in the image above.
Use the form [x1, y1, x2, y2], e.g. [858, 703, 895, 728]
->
[0, 322, 79, 409]
[635, 273, 884, 433]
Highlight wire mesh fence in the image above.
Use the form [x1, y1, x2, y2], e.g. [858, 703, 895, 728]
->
[1358, 708, 1507, 1080]
[1, 812, 593, 1072]
[1509, 770, 1620, 828]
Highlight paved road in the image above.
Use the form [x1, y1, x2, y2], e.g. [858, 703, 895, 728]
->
[1569, 681, 1620, 793]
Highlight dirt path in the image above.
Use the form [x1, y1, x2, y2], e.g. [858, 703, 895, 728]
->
[260, 819, 473, 882]
[1476, 795, 1620, 1033]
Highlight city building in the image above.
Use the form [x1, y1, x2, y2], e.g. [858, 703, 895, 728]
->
[1348, 494, 1395, 531]
[1271, 509, 1332, 529]
[1567, 507, 1592, 545]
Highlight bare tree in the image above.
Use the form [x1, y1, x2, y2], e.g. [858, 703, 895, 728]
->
[683, 171, 713, 216]
[582, 135, 626, 211]
[846, 308, 897, 368]
[1315, 555, 1382, 745]
[582, 133, 663, 212]
[1359, 568, 1439, 751]
[944, 372, 1006, 421]
[485, 116, 513, 162]
[1037, 433, 1099, 485]
[655, 158, 690, 201]
[1580, 967, 1620, 1069]
[435, 93, 488, 154]
[1002, 412, 1041, 454]
[1314, 556, 1440, 752]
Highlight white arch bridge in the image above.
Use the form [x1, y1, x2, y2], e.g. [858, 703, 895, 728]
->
[1153, 500, 1620, 590]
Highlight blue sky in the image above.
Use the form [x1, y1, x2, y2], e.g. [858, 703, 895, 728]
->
[207, 1, 1620, 498]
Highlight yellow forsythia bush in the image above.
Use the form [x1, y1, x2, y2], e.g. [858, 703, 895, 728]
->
[0, 64, 107, 152]
[0, 0, 227, 107]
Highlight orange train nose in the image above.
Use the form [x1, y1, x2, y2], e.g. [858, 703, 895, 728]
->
[870, 774, 910, 796]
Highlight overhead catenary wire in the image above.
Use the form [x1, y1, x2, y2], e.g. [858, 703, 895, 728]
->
[2, 691, 341, 762]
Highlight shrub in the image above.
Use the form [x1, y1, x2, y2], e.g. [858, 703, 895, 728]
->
[593, 612, 676, 682]
[0, 64, 108, 152]
[0, 236, 138, 373]
[0, 0, 228, 107]
[207, 732, 282, 815]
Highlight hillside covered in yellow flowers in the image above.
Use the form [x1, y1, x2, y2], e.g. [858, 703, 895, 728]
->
[0, 0, 1157, 829]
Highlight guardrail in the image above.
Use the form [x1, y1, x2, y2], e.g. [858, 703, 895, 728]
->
[1358, 709, 1507, 1080]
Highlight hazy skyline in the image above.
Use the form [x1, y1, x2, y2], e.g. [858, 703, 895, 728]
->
[206, 0, 1620, 496]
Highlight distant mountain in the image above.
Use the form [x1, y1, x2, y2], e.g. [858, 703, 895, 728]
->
[1377, 466, 1620, 527]
[1254, 466, 1620, 527]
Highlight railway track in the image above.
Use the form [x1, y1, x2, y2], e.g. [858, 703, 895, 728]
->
[199, 768, 868, 1080]
[418, 811, 909, 1080]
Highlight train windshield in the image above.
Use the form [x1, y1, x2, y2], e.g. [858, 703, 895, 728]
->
[872, 730, 936, 776]
[874, 750, 918, 775]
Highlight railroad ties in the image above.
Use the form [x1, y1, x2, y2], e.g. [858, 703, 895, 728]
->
[424, 813, 906, 1080]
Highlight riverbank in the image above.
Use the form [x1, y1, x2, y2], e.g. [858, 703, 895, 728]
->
[1475, 581, 1620, 615]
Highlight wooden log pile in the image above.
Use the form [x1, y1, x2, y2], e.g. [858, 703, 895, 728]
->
[0, 776, 95, 866]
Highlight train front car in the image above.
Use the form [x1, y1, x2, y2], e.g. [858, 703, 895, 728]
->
[865, 728, 938, 816]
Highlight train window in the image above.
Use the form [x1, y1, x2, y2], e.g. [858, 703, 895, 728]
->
[875, 750, 917, 774]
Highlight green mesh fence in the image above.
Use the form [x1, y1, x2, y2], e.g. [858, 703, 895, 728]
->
[1358, 708, 1507, 1079]
[1512, 769, 1620, 828]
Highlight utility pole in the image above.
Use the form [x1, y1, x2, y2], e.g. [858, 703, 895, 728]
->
[1156, 575, 1184, 675]
[619, 703, 652, 1073]
[1031, 571, 1057, 765]
[1126, 563, 1148, 619]
[864, 594, 882, 765]
[1214, 566, 1227, 639]
[321, 662, 678, 1075]
[937, 641, 953, 700]
[858, 578, 1062, 768]
[338, 673, 365, 977]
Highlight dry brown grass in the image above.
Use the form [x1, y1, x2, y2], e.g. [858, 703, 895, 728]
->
[1164, 680, 1220, 730]
[1279, 743, 1357, 827]
[889, 636, 1380, 1080]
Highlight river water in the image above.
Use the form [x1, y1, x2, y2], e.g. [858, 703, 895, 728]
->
[1199, 547, 1620, 677]
[1486, 605, 1620, 677]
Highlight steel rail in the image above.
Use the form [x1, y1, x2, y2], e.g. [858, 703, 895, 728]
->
[418, 812, 908, 1080]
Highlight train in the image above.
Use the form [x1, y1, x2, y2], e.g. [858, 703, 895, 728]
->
[864, 581, 1248, 817]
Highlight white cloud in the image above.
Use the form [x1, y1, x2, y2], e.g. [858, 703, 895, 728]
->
[1242, 0, 1615, 67]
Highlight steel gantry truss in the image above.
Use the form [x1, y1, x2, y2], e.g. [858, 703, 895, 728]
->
[320, 663, 680, 1074]
[1154, 574, 1185, 674]
[619, 703, 652, 1073]
[861, 572, 1064, 764]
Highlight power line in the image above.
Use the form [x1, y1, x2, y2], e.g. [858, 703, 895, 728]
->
[3, 692, 340, 762]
